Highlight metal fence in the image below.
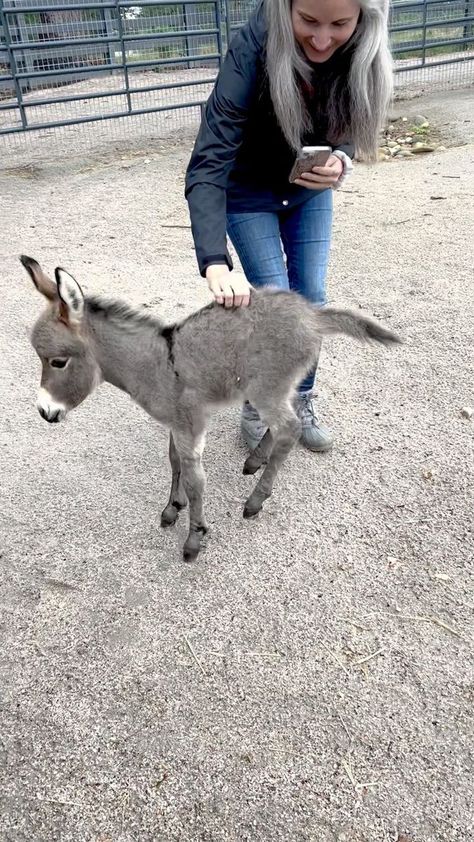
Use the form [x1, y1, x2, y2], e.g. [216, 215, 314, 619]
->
[1, 0, 473, 139]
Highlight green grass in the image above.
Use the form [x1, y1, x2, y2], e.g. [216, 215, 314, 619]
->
[391, 22, 473, 60]
[122, 40, 217, 70]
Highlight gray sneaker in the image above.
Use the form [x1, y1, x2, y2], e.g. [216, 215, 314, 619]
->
[240, 401, 267, 451]
[296, 392, 334, 452]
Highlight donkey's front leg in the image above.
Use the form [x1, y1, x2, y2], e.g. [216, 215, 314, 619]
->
[161, 432, 188, 528]
[173, 429, 208, 562]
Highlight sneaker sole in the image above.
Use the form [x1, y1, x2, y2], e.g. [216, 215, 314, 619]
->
[300, 437, 334, 453]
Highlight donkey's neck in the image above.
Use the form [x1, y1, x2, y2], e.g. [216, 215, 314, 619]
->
[85, 299, 175, 414]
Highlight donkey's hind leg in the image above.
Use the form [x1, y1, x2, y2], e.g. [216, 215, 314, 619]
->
[243, 428, 273, 475]
[172, 428, 208, 562]
[243, 402, 301, 519]
[161, 432, 188, 527]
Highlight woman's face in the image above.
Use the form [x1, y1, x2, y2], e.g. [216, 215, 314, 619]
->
[291, 0, 361, 63]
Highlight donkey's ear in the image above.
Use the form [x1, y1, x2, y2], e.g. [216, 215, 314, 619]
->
[20, 255, 57, 301]
[55, 267, 85, 326]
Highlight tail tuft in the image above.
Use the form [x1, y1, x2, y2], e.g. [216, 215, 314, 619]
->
[314, 307, 403, 347]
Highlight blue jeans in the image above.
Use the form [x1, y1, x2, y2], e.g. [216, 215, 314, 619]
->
[227, 190, 333, 394]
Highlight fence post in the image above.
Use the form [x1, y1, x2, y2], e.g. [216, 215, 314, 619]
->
[183, 3, 190, 70]
[421, 0, 428, 67]
[464, 0, 474, 42]
[103, 5, 116, 73]
[0, 2, 28, 126]
[114, 0, 132, 114]
[220, 0, 231, 53]
[216, 0, 224, 65]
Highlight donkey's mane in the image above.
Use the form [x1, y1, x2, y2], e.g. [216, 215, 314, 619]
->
[86, 295, 166, 330]
[86, 295, 219, 335]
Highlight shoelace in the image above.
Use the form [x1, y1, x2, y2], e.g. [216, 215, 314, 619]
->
[297, 393, 320, 427]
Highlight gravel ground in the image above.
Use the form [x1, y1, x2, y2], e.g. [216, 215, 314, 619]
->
[0, 88, 473, 842]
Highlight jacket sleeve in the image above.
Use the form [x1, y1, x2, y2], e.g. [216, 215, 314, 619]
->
[185, 17, 263, 276]
[334, 141, 355, 159]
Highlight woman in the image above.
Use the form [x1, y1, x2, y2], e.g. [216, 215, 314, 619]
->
[185, 0, 392, 451]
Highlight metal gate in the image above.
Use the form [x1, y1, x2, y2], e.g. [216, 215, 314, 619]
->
[1, 0, 473, 137]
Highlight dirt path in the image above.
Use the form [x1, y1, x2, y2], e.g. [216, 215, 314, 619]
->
[0, 88, 473, 842]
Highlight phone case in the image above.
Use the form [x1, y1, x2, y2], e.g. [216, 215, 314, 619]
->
[289, 149, 332, 183]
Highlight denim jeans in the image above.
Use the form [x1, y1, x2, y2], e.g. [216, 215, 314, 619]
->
[227, 189, 333, 394]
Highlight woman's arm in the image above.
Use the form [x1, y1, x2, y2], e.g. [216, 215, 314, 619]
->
[185, 13, 264, 279]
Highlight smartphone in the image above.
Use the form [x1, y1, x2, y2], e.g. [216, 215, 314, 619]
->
[289, 145, 332, 183]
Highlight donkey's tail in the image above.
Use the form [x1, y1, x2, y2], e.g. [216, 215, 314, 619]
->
[312, 306, 402, 347]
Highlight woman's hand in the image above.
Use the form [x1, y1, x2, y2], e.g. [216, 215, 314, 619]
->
[294, 154, 344, 190]
[206, 264, 251, 308]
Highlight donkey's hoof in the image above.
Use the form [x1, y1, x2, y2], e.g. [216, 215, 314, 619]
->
[183, 546, 200, 563]
[161, 506, 179, 528]
[243, 504, 261, 519]
[161, 499, 186, 528]
[182, 526, 207, 561]
[242, 456, 262, 475]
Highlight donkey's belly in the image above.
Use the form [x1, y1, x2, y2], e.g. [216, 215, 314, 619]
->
[203, 375, 248, 408]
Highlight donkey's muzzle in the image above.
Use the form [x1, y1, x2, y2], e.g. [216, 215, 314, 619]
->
[37, 388, 66, 423]
[38, 405, 63, 423]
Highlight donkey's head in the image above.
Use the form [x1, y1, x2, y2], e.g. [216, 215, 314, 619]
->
[21, 255, 101, 423]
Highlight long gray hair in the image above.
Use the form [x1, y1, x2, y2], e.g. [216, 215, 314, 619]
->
[264, 0, 393, 161]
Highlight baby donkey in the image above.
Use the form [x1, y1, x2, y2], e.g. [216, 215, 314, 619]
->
[21, 255, 401, 561]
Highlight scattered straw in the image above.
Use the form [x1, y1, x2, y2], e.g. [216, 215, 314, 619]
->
[395, 614, 465, 640]
[207, 650, 282, 659]
[335, 708, 352, 741]
[42, 576, 79, 592]
[341, 756, 380, 794]
[37, 796, 84, 808]
[341, 756, 358, 789]
[183, 634, 206, 676]
[161, 223, 191, 229]
[419, 616, 464, 639]
[356, 780, 380, 790]
[321, 641, 349, 675]
[354, 647, 386, 666]
[361, 611, 469, 642]
[343, 618, 372, 632]
[242, 651, 282, 658]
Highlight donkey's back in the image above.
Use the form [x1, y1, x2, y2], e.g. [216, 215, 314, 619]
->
[167, 288, 399, 408]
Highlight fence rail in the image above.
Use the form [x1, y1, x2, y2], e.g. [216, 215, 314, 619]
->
[1, 0, 473, 137]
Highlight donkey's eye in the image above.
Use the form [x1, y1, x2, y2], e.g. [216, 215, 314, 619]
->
[50, 358, 69, 369]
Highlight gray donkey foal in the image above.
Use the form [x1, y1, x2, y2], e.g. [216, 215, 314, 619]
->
[21, 255, 400, 561]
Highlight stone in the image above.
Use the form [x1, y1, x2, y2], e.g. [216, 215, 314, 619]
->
[411, 143, 435, 154]
[460, 407, 473, 420]
[413, 114, 429, 126]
